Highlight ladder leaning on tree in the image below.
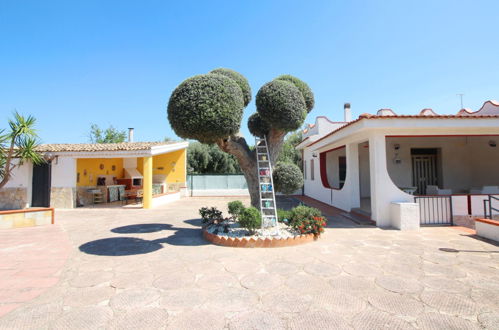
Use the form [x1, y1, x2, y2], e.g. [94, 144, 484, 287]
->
[255, 136, 279, 230]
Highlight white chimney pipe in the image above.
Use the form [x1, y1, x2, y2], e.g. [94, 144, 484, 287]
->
[128, 128, 134, 142]
[344, 103, 351, 122]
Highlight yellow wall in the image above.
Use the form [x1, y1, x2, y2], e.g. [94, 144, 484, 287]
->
[136, 149, 186, 184]
[76, 149, 186, 187]
[76, 158, 124, 186]
[154, 149, 186, 183]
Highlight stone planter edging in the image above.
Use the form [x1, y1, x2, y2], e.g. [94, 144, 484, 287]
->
[202, 228, 316, 248]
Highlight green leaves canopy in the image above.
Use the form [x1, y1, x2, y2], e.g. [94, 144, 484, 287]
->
[255, 79, 307, 132]
[275, 75, 315, 112]
[247, 113, 270, 138]
[210, 68, 252, 107]
[168, 74, 244, 143]
[89, 124, 127, 143]
[1, 112, 42, 189]
[187, 142, 241, 174]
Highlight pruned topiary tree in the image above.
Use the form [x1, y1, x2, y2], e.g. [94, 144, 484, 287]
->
[168, 68, 313, 207]
[272, 162, 304, 195]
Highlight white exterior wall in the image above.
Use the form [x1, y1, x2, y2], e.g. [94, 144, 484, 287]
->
[302, 143, 360, 212]
[369, 134, 414, 227]
[3, 160, 33, 207]
[303, 148, 331, 205]
[4, 160, 32, 189]
[51, 157, 77, 188]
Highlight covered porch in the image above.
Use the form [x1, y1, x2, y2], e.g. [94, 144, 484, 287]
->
[383, 135, 499, 227]
[74, 145, 187, 209]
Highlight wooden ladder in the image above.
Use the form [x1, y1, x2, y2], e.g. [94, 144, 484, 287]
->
[255, 136, 279, 230]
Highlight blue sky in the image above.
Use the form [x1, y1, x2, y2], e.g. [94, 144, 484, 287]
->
[1, 0, 498, 144]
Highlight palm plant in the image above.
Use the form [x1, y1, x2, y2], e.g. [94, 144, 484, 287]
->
[0, 112, 43, 189]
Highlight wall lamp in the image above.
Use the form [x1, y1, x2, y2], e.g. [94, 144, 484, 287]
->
[489, 140, 497, 147]
[312, 152, 318, 158]
[43, 152, 58, 164]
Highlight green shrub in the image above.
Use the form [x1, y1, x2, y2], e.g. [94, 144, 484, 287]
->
[247, 112, 271, 138]
[289, 205, 326, 236]
[256, 79, 307, 131]
[275, 75, 315, 112]
[239, 207, 262, 235]
[289, 205, 322, 226]
[167, 74, 244, 143]
[199, 206, 224, 225]
[228, 200, 245, 220]
[293, 215, 327, 236]
[277, 209, 292, 223]
[273, 162, 304, 195]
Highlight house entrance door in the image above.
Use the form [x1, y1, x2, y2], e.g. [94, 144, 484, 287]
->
[32, 162, 51, 207]
[411, 149, 438, 195]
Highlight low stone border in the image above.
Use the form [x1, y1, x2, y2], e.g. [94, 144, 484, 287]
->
[0, 207, 54, 229]
[202, 228, 316, 248]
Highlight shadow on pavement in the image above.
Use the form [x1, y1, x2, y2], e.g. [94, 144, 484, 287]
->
[80, 221, 208, 256]
[184, 218, 204, 227]
[111, 223, 173, 234]
[79, 237, 164, 256]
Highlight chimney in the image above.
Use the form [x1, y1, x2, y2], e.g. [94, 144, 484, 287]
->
[128, 128, 134, 142]
[344, 103, 351, 122]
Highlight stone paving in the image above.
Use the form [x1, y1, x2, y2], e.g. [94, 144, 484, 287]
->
[0, 196, 498, 329]
[0, 224, 71, 317]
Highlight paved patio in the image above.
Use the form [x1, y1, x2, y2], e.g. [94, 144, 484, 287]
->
[0, 196, 498, 329]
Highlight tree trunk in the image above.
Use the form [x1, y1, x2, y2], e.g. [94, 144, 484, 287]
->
[216, 130, 286, 208]
[0, 140, 16, 189]
[267, 128, 286, 165]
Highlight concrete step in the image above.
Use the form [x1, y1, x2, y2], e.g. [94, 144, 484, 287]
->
[351, 208, 372, 219]
[340, 212, 375, 226]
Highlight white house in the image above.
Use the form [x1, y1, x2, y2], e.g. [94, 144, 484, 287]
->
[297, 101, 499, 228]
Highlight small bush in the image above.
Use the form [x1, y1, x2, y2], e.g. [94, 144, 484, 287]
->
[294, 216, 327, 236]
[239, 207, 262, 235]
[228, 200, 245, 220]
[289, 205, 326, 236]
[199, 206, 224, 225]
[273, 162, 304, 195]
[289, 205, 322, 226]
[277, 209, 292, 223]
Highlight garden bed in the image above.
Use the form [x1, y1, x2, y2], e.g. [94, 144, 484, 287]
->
[203, 227, 315, 248]
[199, 201, 326, 248]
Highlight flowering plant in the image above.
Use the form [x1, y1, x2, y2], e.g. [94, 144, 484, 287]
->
[293, 216, 327, 237]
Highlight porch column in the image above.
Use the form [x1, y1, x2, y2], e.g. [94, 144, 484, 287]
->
[369, 133, 390, 227]
[143, 156, 153, 209]
[346, 143, 360, 209]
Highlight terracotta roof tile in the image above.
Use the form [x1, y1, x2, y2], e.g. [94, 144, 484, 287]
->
[35, 141, 178, 153]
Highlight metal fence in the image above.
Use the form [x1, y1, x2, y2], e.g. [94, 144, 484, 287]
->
[414, 196, 453, 225]
[186, 174, 248, 190]
[484, 195, 499, 219]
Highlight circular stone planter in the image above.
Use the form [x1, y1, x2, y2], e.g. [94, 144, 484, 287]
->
[202, 228, 317, 248]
